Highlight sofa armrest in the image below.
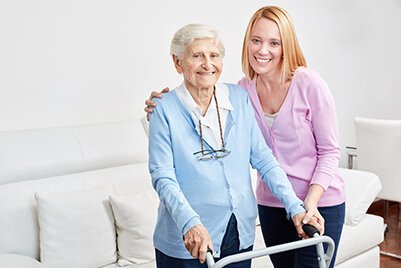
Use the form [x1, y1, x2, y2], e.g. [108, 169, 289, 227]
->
[0, 254, 44, 268]
[339, 168, 381, 225]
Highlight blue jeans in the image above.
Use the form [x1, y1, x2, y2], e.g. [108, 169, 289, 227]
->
[258, 203, 345, 268]
[155, 214, 253, 268]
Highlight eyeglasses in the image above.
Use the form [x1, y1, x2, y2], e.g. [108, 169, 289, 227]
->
[193, 89, 231, 161]
[194, 148, 231, 161]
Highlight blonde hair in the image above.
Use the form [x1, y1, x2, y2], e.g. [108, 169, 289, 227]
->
[241, 6, 306, 83]
[170, 23, 225, 59]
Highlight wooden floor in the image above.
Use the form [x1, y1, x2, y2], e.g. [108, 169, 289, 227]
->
[367, 200, 401, 268]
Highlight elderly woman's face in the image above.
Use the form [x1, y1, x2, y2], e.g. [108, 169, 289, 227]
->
[175, 38, 223, 92]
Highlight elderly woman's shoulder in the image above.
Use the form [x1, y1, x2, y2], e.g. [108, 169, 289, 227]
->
[223, 82, 248, 97]
[151, 90, 178, 105]
[237, 77, 252, 88]
[224, 83, 246, 95]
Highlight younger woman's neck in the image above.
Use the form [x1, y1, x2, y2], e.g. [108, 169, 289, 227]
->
[257, 72, 283, 92]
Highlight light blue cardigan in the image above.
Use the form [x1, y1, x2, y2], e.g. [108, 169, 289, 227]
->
[148, 83, 304, 259]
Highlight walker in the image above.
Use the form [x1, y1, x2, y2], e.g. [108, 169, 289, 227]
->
[206, 224, 335, 268]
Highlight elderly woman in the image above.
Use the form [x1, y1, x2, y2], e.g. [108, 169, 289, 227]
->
[148, 23, 317, 268]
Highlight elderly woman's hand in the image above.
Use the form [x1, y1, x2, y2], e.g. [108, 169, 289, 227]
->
[184, 224, 213, 263]
[144, 87, 170, 120]
[292, 212, 308, 239]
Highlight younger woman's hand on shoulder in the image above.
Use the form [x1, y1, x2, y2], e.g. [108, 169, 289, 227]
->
[144, 87, 170, 120]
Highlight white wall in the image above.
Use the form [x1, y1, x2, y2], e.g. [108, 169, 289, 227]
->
[1, 0, 400, 167]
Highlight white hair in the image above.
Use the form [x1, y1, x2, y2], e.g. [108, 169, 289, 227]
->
[170, 23, 225, 58]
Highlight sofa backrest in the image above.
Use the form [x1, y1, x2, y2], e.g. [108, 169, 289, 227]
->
[0, 120, 148, 184]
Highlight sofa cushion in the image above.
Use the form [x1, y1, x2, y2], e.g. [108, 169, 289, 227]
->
[335, 246, 380, 268]
[335, 214, 384, 264]
[109, 191, 158, 265]
[0, 254, 44, 268]
[100, 260, 156, 268]
[35, 184, 117, 268]
[0, 163, 152, 260]
[339, 168, 381, 225]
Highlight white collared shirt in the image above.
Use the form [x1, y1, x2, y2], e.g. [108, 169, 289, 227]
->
[176, 82, 233, 150]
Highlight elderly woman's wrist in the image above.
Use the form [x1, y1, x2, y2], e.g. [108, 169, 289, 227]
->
[182, 216, 202, 235]
[288, 202, 306, 219]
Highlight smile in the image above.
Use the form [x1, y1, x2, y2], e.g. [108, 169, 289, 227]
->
[197, 71, 216, 75]
[256, 58, 272, 63]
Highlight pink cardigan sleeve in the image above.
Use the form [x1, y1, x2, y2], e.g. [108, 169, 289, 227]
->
[306, 72, 341, 190]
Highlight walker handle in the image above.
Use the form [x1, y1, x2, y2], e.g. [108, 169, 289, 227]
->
[206, 246, 215, 267]
[302, 224, 320, 238]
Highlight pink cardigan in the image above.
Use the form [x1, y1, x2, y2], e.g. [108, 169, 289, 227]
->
[238, 68, 345, 207]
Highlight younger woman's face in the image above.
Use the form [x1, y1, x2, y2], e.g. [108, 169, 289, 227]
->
[248, 17, 283, 76]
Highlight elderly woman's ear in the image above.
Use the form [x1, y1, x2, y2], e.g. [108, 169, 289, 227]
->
[172, 55, 183, 74]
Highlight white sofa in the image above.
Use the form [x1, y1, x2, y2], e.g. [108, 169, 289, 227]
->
[0, 120, 384, 268]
